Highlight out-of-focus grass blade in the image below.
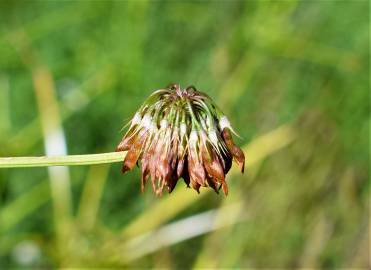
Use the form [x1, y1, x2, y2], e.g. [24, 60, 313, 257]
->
[256, 34, 362, 72]
[121, 185, 209, 239]
[31, 65, 73, 256]
[298, 212, 333, 268]
[120, 203, 248, 263]
[0, 75, 11, 135]
[347, 216, 370, 268]
[77, 164, 110, 231]
[217, 54, 261, 113]
[7, 65, 115, 154]
[2, 5, 99, 45]
[0, 181, 49, 232]
[216, 0, 300, 113]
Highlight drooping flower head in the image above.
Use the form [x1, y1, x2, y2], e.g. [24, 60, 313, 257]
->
[116, 84, 245, 195]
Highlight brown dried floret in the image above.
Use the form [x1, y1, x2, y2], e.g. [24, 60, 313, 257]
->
[116, 84, 245, 196]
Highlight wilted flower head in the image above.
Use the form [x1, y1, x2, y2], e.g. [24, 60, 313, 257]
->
[116, 84, 245, 196]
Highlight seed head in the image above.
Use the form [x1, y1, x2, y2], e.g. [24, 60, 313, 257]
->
[116, 84, 245, 196]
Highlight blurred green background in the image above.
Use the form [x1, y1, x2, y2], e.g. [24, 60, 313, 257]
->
[0, 1, 369, 269]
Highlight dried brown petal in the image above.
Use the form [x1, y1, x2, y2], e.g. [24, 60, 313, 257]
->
[116, 128, 138, 152]
[221, 181, 229, 195]
[176, 159, 185, 179]
[149, 137, 164, 184]
[206, 175, 219, 194]
[122, 130, 147, 173]
[222, 128, 245, 173]
[140, 150, 152, 192]
[202, 148, 228, 195]
[188, 151, 206, 187]
[191, 181, 201, 194]
[202, 147, 223, 181]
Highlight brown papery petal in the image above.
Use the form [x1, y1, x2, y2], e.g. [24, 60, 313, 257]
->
[191, 181, 201, 194]
[201, 145, 225, 183]
[122, 130, 147, 173]
[176, 159, 185, 179]
[116, 128, 138, 152]
[222, 128, 245, 173]
[149, 137, 163, 184]
[165, 151, 179, 193]
[206, 175, 219, 194]
[141, 154, 150, 192]
[188, 152, 206, 187]
[221, 181, 229, 196]
[155, 140, 174, 195]
[159, 159, 172, 185]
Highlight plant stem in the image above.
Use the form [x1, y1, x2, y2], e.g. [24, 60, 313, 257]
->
[0, 151, 127, 168]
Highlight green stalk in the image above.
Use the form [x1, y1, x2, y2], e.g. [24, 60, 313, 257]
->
[0, 151, 127, 168]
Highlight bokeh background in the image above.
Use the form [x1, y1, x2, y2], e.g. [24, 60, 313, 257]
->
[0, 1, 369, 269]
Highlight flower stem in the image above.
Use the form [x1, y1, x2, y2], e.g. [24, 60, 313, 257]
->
[0, 151, 127, 168]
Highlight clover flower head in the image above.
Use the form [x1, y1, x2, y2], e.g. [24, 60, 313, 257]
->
[116, 84, 245, 196]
